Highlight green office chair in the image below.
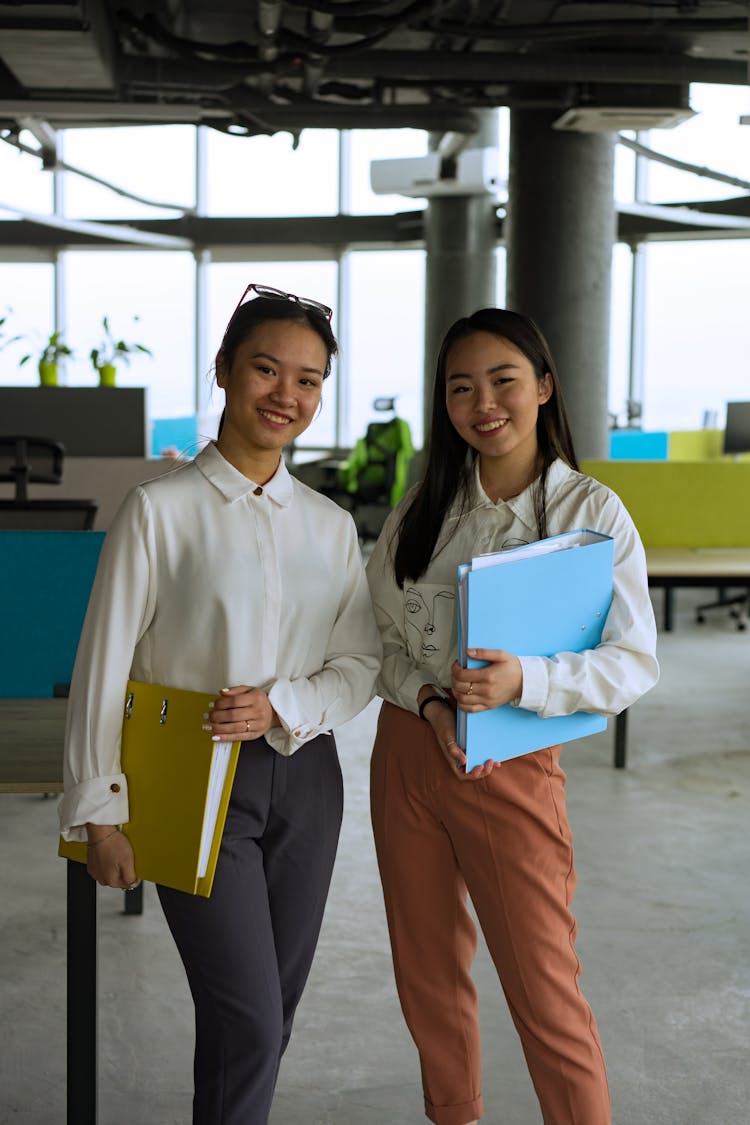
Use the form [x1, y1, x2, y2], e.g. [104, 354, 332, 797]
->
[324, 399, 415, 539]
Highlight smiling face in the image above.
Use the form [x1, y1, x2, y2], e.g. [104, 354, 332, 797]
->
[444, 330, 552, 484]
[216, 319, 326, 478]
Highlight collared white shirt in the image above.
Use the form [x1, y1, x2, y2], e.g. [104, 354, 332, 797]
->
[366, 457, 658, 720]
[60, 443, 382, 841]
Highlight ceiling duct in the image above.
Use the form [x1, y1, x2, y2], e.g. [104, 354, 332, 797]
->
[0, 0, 115, 91]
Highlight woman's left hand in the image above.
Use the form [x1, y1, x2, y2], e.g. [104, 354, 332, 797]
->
[203, 685, 280, 741]
[451, 649, 523, 713]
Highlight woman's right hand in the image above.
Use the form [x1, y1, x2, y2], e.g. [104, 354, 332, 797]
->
[419, 692, 497, 782]
[85, 825, 140, 890]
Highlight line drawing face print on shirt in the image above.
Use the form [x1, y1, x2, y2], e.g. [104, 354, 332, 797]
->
[404, 586, 456, 665]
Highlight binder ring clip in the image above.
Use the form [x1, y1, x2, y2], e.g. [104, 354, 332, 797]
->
[124, 692, 134, 720]
[160, 699, 169, 725]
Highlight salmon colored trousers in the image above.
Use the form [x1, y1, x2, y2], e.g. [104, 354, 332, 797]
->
[370, 702, 611, 1125]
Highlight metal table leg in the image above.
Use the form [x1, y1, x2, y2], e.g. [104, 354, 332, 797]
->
[123, 883, 144, 915]
[614, 709, 628, 769]
[67, 860, 97, 1125]
[663, 586, 674, 632]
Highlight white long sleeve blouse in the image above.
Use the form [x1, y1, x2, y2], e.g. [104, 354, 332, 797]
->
[365, 457, 658, 721]
[60, 442, 382, 841]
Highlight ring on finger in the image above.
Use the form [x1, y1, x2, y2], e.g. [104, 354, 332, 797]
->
[245, 720, 250, 733]
[466, 682, 473, 695]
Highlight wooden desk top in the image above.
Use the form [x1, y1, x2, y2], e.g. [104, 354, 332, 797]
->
[645, 547, 750, 579]
[0, 698, 66, 793]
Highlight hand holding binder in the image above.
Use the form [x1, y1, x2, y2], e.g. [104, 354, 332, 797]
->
[59, 681, 241, 897]
[456, 529, 615, 770]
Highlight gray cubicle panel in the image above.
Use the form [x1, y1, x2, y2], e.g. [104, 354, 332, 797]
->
[0, 387, 147, 456]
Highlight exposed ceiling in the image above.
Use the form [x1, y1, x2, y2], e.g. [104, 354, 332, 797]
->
[2, 1, 750, 248]
[0, 0, 749, 137]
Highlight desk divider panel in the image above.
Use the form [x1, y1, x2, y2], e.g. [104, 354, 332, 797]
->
[0, 530, 104, 697]
[580, 460, 750, 549]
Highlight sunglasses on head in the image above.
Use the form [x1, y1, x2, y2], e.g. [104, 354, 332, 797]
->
[230, 283, 333, 323]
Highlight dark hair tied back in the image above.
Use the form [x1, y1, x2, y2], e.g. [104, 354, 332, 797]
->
[215, 296, 339, 438]
[218, 296, 338, 380]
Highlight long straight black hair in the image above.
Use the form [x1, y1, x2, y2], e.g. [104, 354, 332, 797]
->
[393, 308, 579, 588]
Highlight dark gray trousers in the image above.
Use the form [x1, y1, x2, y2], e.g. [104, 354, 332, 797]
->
[157, 732, 343, 1125]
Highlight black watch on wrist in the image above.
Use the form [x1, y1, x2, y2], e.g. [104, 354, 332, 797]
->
[418, 694, 449, 721]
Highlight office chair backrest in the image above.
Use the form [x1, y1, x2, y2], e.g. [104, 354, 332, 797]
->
[341, 415, 415, 508]
[0, 435, 65, 503]
[0, 434, 97, 529]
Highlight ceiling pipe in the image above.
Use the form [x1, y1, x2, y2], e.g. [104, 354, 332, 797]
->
[257, 1, 283, 63]
[324, 49, 748, 86]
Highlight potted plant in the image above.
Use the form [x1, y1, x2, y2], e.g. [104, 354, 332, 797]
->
[0, 309, 23, 354]
[19, 330, 74, 386]
[90, 315, 152, 387]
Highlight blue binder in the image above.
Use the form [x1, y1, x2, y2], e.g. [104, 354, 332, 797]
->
[457, 529, 614, 769]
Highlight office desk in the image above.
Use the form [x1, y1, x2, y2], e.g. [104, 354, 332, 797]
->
[646, 547, 750, 631]
[612, 549, 750, 769]
[0, 698, 140, 1125]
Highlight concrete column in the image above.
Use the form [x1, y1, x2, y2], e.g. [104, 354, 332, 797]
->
[505, 110, 616, 460]
[422, 113, 499, 444]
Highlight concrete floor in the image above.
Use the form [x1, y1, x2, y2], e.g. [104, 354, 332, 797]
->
[2, 590, 749, 1125]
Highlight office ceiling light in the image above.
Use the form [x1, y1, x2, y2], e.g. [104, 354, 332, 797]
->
[553, 106, 696, 133]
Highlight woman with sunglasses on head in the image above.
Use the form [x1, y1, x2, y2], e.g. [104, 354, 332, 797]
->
[60, 284, 382, 1125]
[365, 308, 658, 1125]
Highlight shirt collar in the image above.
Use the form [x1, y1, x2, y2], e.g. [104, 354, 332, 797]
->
[194, 442, 295, 508]
[469, 456, 572, 528]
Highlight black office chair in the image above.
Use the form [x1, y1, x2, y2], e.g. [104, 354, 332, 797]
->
[695, 588, 748, 632]
[0, 435, 97, 530]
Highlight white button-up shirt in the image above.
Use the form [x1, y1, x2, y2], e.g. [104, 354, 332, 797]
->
[366, 458, 658, 720]
[60, 443, 382, 841]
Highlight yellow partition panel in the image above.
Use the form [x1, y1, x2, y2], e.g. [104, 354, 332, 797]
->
[668, 430, 723, 460]
[580, 460, 750, 548]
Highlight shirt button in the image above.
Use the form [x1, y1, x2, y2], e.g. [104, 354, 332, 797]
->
[110, 783, 121, 793]
[253, 486, 263, 496]
[293, 729, 302, 737]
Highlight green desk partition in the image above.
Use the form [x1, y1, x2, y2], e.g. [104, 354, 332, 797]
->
[581, 461, 750, 548]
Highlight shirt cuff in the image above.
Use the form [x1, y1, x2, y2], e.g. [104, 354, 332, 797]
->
[58, 773, 129, 841]
[516, 656, 550, 713]
[265, 680, 324, 756]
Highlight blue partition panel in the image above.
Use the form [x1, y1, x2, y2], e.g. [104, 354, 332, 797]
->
[0, 531, 104, 697]
[609, 430, 669, 460]
[151, 416, 199, 458]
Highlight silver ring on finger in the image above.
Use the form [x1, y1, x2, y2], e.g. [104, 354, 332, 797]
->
[245, 720, 250, 733]
[466, 682, 473, 695]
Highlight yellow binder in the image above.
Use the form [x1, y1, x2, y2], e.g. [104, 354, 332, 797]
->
[59, 681, 241, 897]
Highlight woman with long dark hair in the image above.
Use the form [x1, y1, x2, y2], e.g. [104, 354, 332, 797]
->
[366, 307, 658, 1125]
[60, 284, 382, 1125]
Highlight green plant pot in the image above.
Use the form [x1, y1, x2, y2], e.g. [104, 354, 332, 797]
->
[97, 364, 117, 387]
[38, 361, 58, 386]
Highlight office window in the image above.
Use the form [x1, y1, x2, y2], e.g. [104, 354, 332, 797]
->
[644, 84, 750, 205]
[496, 245, 507, 304]
[0, 132, 53, 216]
[0, 263, 55, 385]
[205, 260, 339, 448]
[614, 133, 636, 204]
[346, 249, 425, 448]
[62, 127, 196, 219]
[204, 130, 339, 217]
[63, 251, 195, 416]
[641, 239, 750, 430]
[609, 244, 633, 423]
